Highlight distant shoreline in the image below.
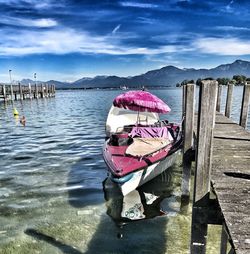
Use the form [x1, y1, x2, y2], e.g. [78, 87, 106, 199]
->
[55, 85, 179, 90]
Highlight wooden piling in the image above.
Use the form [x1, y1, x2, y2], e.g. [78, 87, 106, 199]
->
[181, 83, 195, 199]
[216, 85, 222, 112]
[49, 85, 52, 97]
[29, 84, 32, 99]
[45, 84, 49, 97]
[19, 83, 23, 101]
[41, 84, 44, 98]
[225, 84, 234, 118]
[190, 80, 218, 254]
[3, 84, 7, 102]
[10, 84, 14, 101]
[52, 84, 55, 96]
[239, 83, 250, 128]
[182, 85, 187, 117]
[194, 80, 218, 202]
[35, 84, 38, 99]
[220, 223, 228, 254]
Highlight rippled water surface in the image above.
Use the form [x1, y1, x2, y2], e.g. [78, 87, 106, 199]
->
[0, 87, 248, 254]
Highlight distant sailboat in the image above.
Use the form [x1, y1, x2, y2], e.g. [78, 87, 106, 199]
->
[120, 85, 128, 90]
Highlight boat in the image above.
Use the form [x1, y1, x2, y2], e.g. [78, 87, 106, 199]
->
[120, 85, 128, 90]
[102, 90, 182, 196]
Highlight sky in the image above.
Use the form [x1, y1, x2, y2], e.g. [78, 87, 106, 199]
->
[1, 0, 250, 83]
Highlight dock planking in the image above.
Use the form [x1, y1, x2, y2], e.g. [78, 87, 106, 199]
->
[212, 113, 250, 254]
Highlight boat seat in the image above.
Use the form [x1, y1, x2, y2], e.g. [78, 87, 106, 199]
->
[125, 138, 171, 157]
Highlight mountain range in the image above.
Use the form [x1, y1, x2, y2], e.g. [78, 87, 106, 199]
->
[20, 59, 250, 89]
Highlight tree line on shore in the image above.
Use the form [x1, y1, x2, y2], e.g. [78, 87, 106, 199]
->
[176, 75, 250, 87]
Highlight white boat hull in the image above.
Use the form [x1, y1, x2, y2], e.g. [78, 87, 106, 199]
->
[112, 151, 179, 196]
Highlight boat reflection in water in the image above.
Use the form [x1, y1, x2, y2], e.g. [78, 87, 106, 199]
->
[103, 167, 178, 232]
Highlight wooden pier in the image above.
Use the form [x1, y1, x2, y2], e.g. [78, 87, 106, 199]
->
[0, 83, 55, 102]
[182, 81, 250, 254]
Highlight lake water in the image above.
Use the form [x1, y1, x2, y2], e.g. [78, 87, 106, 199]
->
[0, 87, 248, 254]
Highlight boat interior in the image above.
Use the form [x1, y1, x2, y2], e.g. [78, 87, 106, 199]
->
[107, 120, 180, 158]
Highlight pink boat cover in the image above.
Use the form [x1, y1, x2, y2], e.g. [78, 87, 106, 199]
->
[113, 90, 171, 113]
[129, 126, 173, 141]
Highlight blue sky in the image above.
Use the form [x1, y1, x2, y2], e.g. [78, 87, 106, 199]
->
[1, 0, 250, 82]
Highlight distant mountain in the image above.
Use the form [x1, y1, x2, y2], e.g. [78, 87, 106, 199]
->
[20, 79, 39, 85]
[46, 80, 71, 89]
[19, 59, 250, 89]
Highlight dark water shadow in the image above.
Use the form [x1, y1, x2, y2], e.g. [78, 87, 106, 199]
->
[83, 167, 177, 254]
[25, 228, 82, 254]
[67, 156, 106, 208]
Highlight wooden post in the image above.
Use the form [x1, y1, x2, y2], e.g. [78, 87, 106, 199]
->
[19, 83, 23, 101]
[239, 83, 250, 129]
[181, 83, 195, 199]
[3, 84, 7, 102]
[190, 80, 218, 254]
[10, 84, 14, 101]
[35, 84, 38, 99]
[194, 80, 218, 202]
[225, 84, 234, 118]
[45, 84, 48, 97]
[49, 85, 51, 97]
[29, 83, 32, 99]
[216, 85, 222, 112]
[53, 84, 55, 96]
[41, 84, 44, 98]
[220, 223, 228, 254]
[182, 84, 187, 117]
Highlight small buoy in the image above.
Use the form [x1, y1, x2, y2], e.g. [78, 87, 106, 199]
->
[20, 116, 26, 126]
[117, 232, 123, 239]
[13, 108, 19, 116]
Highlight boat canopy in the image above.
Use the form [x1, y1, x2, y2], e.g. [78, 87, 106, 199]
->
[113, 90, 171, 113]
[105, 105, 159, 136]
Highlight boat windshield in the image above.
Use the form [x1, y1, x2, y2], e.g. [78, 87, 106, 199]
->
[106, 106, 159, 136]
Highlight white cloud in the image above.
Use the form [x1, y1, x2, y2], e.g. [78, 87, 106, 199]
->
[0, 27, 186, 56]
[112, 24, 121, 34]
[120, 1, 158, 8]
[225, 0, 234, 12]
[0, 16, 57, 27]
[194, 37, 250, 55]
[32, 18, 58, 27]
[0, 0, 59, 9]
[215, 26, 250, 31]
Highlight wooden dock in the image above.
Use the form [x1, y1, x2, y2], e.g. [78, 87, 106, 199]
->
[182, 81, 250, 254]
[212, 113, 250, 253]
[0, 83, 55, 101]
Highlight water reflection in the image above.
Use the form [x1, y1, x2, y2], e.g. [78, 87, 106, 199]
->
[103, 167, 178, 228]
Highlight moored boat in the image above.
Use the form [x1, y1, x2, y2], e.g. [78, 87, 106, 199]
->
[102, 90, 182, 196]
